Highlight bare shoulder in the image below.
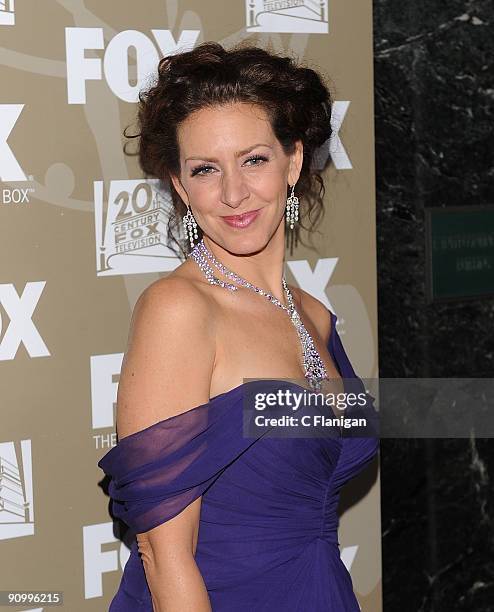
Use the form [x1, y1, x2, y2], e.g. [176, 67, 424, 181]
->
[288, 284, 333, 345]
[116, 274, 217, 440]
[126, 274, 216, 356]
[131, 273, 214, 329]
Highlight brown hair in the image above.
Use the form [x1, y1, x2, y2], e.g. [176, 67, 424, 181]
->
[125, 41, 334, 258]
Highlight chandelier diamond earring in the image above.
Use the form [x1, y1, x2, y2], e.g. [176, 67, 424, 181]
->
[285, 184, 299, 230]
[182, 204, 198, 248]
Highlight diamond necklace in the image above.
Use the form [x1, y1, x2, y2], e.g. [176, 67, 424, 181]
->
[188, 238, 329, 391]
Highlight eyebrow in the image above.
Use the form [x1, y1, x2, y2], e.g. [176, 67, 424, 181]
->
[185, 143, 272, 163]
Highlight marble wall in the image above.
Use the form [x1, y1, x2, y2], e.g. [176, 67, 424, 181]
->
[373, 0, 494, 609]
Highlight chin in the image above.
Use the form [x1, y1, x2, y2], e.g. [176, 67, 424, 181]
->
[213, 231, 272, 257]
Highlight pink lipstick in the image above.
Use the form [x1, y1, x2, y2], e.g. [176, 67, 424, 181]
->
[221, 208, 261, 228]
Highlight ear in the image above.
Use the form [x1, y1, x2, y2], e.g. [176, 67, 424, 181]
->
[287, 139, 304, 186]
[170, 173, 190, 207]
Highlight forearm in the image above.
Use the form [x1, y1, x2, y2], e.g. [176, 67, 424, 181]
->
[145, 552, 212, 612]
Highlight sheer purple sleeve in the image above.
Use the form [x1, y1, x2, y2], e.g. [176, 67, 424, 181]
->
[98, 395, 252, 534]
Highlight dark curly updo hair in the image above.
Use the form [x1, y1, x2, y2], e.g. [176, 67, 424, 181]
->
[125, 41, 334, 258]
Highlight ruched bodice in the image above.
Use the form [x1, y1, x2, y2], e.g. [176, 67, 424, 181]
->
[98, 310, 379, 611]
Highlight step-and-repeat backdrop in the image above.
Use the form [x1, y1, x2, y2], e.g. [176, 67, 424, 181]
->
[1, 1, 381, 610]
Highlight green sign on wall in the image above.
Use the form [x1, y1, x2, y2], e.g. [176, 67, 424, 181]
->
[425, 206, 494, 302]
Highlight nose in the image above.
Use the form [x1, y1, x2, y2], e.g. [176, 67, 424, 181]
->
[220, 167, 250, 209]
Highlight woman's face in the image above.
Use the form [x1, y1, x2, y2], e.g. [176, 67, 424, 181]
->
[170, 102, 303, 254]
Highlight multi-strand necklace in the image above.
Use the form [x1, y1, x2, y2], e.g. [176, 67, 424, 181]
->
[188, 238, 329, 391]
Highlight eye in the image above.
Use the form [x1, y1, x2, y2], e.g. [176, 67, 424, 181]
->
[190, 164, 215, 177]
[190, 154, 269, 177]
[244, 154, 269, 166]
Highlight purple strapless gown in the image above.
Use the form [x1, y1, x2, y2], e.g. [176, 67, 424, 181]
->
[98, 310, 379, 611]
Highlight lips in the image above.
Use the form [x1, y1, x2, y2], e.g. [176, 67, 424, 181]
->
[221, 208, 261, 228]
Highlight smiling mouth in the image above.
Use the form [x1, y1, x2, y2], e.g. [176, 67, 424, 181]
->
[221, 208, 261, 220]
[220, 208, 261, 228]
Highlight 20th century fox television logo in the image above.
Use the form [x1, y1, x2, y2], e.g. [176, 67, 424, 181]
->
[94, 179, 181, 277]
[245, 0, 329, 33]
[0, 0, 15, 26]
[0, 440, 34, 541]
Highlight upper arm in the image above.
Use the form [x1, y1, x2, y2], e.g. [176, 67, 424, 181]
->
[116, 277, 216, 440]
[116, 277, 216, 558]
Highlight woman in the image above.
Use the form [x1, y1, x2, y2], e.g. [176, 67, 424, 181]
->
[98, 41, 379, 611]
